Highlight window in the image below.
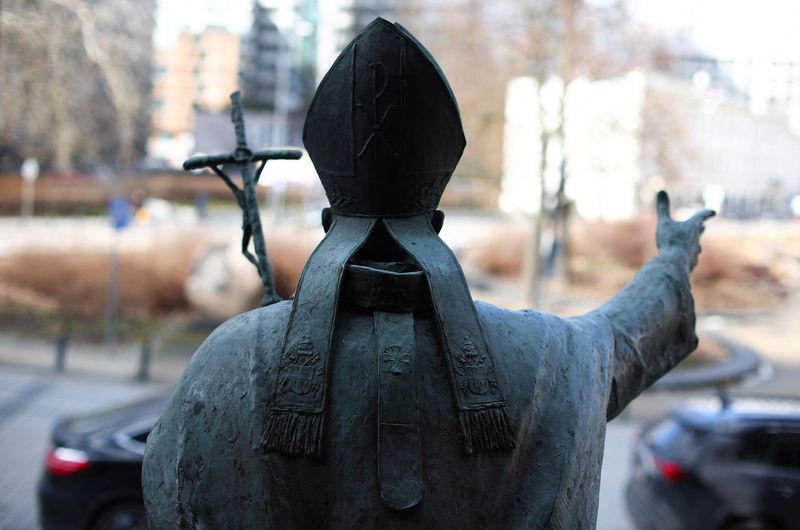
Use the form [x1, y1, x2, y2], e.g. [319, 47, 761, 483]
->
[771, 435, 800, 469]
[736, 432, 772, 464]
[736, 431, 800, 469]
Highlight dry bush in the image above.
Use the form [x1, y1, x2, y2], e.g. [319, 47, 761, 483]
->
[0, 243, 197, 320]
[462, 222, 530, 278]
[0, 282, 58, 312]
[465, 215, 789, 311]
[691, 238, 747, 283]
[571, 214, 658, 269]
[464, 215, 658, 282]
[268, 231, 318, 298]
[572, 219, 788, 309]
[0, 230, 319, 327]
[183, 229, 319, 321]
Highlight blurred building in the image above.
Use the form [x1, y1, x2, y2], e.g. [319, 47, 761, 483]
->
[240, 2, 313, 111]
[671, 57, 800, 137]
[315, 0, 424, 72]
[502, 74, 646, 221]
[193, 109, 305, 153]
[502, 70, 800, 221]
[148, 27, 241, 166]
[240, 4, 284, 108]
[342, 0, 404, 37]
[238, 1, 319, 147]
[673, 79, 800, 218]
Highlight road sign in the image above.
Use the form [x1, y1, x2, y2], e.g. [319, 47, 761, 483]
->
[109, 197, 132, 230]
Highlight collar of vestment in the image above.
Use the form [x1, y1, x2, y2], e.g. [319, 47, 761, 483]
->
[261, 214, 516, 472]
[341, 262, 429, 313]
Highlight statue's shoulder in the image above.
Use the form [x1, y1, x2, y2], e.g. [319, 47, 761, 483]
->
[144, 302, 291, 528]
[473, 300, 571, 370]
[184, 300, 292, 376]
[474, 300, 612, 358]
[154, 300, 292, 425]
[475, 300, 568, 334]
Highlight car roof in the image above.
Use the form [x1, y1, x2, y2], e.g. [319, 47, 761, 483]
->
[673, 395, 800, 434]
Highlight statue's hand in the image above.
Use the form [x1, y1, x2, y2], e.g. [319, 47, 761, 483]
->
[655, 190, 715, 271]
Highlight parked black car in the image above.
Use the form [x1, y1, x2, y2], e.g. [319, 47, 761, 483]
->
[626, 395, 800, 530]
[38, 396, 166, 530]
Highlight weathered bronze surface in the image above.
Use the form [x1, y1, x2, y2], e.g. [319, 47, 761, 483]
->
[143, 18, 714, 529]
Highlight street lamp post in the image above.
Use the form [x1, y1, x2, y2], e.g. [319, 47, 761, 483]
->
[20, 158, 39, 218]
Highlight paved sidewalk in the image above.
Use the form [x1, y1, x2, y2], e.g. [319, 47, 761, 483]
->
[598, 421, 638, 530]
[0, 332, 191, 383]
[0, 365, 167, 530]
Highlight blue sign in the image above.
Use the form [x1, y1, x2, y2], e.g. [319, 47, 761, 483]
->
[109, 197, 133, 230]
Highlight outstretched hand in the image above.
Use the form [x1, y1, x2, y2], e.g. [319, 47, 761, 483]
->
[655, 190, 715, 271]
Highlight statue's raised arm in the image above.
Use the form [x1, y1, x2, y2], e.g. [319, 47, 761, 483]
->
[577, 190, 715, 420]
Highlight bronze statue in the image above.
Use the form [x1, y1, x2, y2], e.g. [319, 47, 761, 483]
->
[143, 18, 713, 529]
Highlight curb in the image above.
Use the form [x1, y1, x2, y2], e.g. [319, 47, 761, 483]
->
[652, 333, 762, 391]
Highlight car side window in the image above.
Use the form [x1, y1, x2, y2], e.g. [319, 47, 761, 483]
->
[771, 434, 800, 470]
[736, 432, 771, 464]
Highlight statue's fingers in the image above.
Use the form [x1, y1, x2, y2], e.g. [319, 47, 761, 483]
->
[656, 190, 672, 221]
[689, 209, 716, 226]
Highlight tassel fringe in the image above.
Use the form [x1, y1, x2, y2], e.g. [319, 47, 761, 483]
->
[459, 407, 516, 454]
[262, 410, 324, 458]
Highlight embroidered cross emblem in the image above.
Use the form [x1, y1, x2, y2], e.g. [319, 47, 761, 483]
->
[382, 345, 411, 376]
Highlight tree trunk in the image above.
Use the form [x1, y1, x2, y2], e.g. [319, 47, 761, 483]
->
[551, 81, 570, 281]
[48, 0, 142, 167]
[525, 83, 549, 307]
[48, 25, 76, 170]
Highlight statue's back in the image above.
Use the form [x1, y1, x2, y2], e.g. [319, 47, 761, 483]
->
[144, 297, 615, 529]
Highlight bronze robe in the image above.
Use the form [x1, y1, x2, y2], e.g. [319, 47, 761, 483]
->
[143, 252, 695, 529]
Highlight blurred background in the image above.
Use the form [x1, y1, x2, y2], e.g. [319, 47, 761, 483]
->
[1, 1, 800, 529]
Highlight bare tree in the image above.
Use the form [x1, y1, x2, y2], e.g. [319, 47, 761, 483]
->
[0, 0, 154, 170]
[499, 0, 634, 304]
[417, 0, 511, 186]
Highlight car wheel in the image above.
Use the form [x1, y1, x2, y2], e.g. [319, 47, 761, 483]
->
[725, 519, 777, 530]
[91, 501, 147, 530]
